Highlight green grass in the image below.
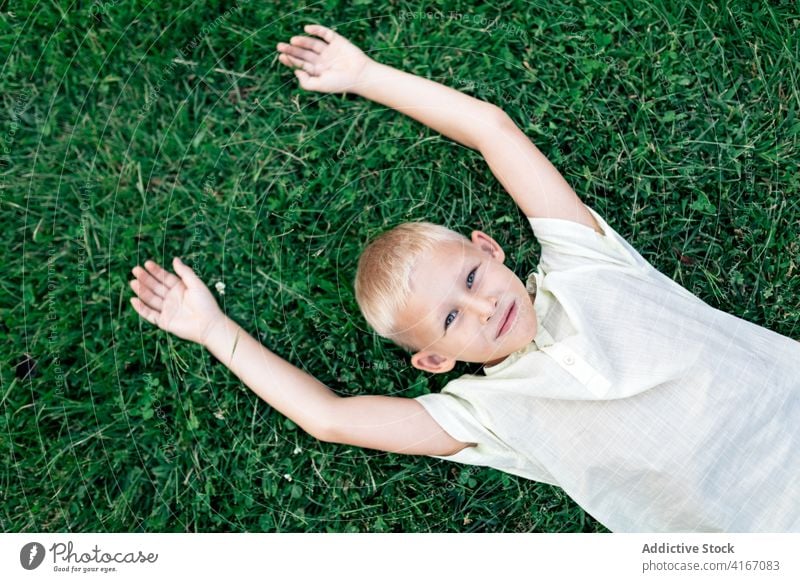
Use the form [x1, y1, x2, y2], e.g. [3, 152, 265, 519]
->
[1, 0, 798, 532]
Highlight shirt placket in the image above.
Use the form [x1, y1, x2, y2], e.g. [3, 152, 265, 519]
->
[534, 326, 612, 398]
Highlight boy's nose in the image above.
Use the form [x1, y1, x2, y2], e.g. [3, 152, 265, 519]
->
[475, 295, 498, 324]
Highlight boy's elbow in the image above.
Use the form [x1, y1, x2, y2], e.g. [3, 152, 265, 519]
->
[303, 393, 343, 444]
[487, 104, 514, 128]
[307, 409, 341, 444]
[475, 105, 515, 149]
[311, 424, 337, 444]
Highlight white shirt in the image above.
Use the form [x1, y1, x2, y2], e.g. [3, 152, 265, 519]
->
[414, 206, 800, 532]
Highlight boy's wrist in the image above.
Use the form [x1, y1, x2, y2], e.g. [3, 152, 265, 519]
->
[352, 59, 386, 98]
[201, 314, 236, 351]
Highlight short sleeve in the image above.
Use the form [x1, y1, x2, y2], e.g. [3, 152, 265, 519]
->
[414, 391, 559, 486]
[529, 205, 654, 274]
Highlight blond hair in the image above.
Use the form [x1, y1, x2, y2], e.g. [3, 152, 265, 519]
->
[354, 221, 470, 352]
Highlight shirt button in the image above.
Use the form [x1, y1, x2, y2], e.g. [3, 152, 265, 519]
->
[562, 354, 575, 365]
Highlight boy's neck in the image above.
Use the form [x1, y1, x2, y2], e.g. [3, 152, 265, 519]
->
[482, 353, 508, 368]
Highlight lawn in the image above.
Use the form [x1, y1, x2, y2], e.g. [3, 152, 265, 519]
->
[1, 0, 798, 532]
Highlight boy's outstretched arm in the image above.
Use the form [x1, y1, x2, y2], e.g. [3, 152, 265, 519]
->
[278, 24, 602, 233]
[129, 258, 471, 456]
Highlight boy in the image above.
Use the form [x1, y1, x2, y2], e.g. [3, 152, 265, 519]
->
[130, 24, 800, 532]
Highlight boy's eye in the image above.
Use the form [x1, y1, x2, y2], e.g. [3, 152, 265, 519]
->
[444, 266, 478, 330]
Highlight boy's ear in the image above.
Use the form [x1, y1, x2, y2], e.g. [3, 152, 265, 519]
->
[410, 351, 456, 374]
[470, 230, 505, 263]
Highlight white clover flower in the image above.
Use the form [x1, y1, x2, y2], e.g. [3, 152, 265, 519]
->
[283, 473, 293, 482]
[292, 445, 302, 455]
[214, 281, 226, 295]
[213, 409, 225, 420]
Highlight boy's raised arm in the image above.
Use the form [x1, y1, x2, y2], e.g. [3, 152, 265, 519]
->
[129, 258, 338, 440]
[201, 315, 341, 440]
[278, 23, 602, 232]
[324, 395, 474, 455]
[197, 313, 471, 454]
[277, 24, 506, 150]
[355, 60, 601, 232]
[129, 258, 471, 456]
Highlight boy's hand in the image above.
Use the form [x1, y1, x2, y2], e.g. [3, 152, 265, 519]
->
[129, 258, 224, 346]
[276, 24, 374, 94]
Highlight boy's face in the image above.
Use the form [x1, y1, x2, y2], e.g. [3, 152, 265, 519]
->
[397, 230, 538, 374]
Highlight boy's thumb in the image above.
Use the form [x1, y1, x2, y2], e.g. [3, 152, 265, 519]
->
[294, 69, 318, 91]
[173, 257, 202, 287]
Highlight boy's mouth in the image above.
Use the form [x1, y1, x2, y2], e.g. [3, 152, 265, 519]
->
[496, 300, 516, 339]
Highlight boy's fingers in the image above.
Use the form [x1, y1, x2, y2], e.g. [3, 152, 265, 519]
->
[280, 52, 312, 72]
[132, 265, 168, 297]
[129, 279, 164, 311]
[130, 297, 160, 326]
[279, 51, 301, 67]
[143, 260, 180, 287]
[172, 257, 204, 289]
[304, 24, 335, 43]
[289, 35, 326, 54]
[279, 43, 319, 64]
